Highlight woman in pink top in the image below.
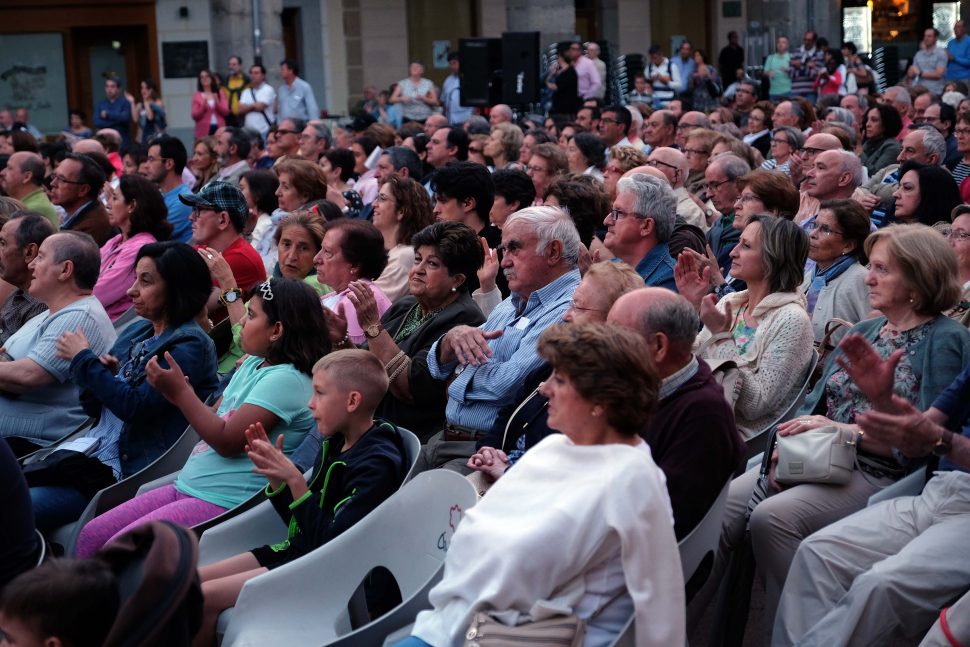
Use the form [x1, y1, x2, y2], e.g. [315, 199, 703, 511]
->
[94, 175, 173, 320]
[191, 68, 230, 139]
[314, 219, 391, 344]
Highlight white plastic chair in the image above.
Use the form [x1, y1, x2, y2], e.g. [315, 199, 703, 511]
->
[867, 466, 929, 506]
[199, 427, 421, 563]
[49, 425, 200, 556]
[217, 470, 478, 646]
[678, 478, 731, 586]
[745, 348, 819, 459]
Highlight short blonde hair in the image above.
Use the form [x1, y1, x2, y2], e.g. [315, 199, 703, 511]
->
[608, 146, 649, 173]
[583, 261, 645, 312]
[313, 349, 389, 412]
[863, 224, 961, 316]
[491, 122, 523, 162]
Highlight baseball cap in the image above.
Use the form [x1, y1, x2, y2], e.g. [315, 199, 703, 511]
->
[179, 181, 248, 232]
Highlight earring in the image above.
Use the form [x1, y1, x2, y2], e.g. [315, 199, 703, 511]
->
[591, 408, 600, 417]
[451, 286, 457, 292]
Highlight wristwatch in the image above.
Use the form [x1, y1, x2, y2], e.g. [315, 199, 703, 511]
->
[363, 323, 383, 339]
[933, 429, 954, 456]
[219, 288, 243, 306]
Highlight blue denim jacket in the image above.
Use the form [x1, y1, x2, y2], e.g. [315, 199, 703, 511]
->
[70, 319, 219, 478]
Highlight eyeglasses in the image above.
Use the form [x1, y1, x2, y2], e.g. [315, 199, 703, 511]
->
[735, 193, 762, 204]
[771, 137, 792, 145]
[527, 165, 549, 174]
[609, 209, 647, 222]
[568, 298, 603, 313]
[258, 280, 274, 301]
[705, 178, 733, 192]
[802, 146, 827, 156]
[647, 159, 679, 172]
[942, 227, 970, 241]
[682, 148, 708, 157]
[806, 221, 844, 237]
[51, 174, 85, 185]
[375, 193, 392, 202]
[190, 207, 218, 218]
[955, 128, 970, 136]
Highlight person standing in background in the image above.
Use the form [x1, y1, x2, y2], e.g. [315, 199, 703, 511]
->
[224, 56, 249, 127]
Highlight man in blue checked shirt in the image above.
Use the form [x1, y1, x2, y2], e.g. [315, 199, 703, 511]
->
[417, 206, 582, 472]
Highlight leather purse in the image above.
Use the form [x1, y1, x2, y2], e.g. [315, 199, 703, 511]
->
[775, 425, 858, 485]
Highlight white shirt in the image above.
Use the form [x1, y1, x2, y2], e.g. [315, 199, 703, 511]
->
[239, 83, 277, 139]
[411, 434, 685, 647]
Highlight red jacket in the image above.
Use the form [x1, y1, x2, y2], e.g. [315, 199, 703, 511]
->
[191, 90, 230, 139]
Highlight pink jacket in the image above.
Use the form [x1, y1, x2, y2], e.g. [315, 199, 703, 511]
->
[94, 231, 158, 321]
[191, 91, 230, 139]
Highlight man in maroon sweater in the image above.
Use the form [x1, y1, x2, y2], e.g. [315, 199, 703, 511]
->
[609, 287, 744, 539]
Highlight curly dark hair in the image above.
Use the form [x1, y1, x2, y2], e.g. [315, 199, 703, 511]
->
[410, 221, 485, 293]
[542, 175, 609, 246]
[324, 219, 389, 280]
[249, 277, 332, 375]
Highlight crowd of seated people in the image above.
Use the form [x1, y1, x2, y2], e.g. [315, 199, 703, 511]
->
[6, 30, 970, 645]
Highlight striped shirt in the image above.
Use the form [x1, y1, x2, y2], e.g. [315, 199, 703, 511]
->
[952, 162, 970, 186]
[428, 269, 581, 432]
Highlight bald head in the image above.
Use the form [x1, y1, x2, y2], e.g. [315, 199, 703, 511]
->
[490, 104, 513, 125]
[607, 287, 700, 376]
[648, 147, 688, 188]
[622, 165, 668, 184]
[803, 133, 843, 152]
[73, 139, 106, 156]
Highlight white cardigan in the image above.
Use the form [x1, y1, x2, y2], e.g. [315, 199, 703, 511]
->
[696, 290, 815, 438]
[411, 434, 685, 647]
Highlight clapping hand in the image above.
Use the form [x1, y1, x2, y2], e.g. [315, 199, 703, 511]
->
[55, 328, 91, 361]
[837, 333, 903, 412]
[146, 351, 190, 401]
[477, 237, 500, 292]
[347, 280, 380, 330]
[245, 422, 302, 490]
[699, 293, 732, 334]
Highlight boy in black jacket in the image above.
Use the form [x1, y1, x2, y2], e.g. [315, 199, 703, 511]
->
[194, 349, 407, 646]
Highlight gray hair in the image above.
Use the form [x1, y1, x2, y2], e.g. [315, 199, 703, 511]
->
[788, 101, 805, 120]
[827, 121, 858, 147]
[505, 206, 581, 268]
[640, 296, 701, 347]
[772, 126, 805, 149]
[627, 105, 643, 130]
[912, 125, 947, 163]
[825, 107, 855, 126]
[885, 86, 912, 108]
[712, 154, 752, 181]
[310, 122, 332, 148]
[49, 231, 101, 291]
[464, 115, 491, 135]
[833, 149, 864, 187]
[383, 146, 423, 181]
[616, 173, 677, 242]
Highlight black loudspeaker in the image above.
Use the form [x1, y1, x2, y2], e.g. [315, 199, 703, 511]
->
[502, 31, 540, 105]
[460, 38, 502, 106]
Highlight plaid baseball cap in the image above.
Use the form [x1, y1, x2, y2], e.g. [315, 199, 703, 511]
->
[179, 181, 248, 231]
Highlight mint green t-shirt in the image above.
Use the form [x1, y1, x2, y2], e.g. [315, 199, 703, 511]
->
[175, 355, 315, 509]
[764, 53, 792, 96]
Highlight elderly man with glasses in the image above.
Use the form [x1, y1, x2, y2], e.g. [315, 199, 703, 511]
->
[602, 173, 677, 290]
[50, 154, 112, 246]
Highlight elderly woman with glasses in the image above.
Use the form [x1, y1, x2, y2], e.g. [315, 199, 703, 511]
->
[371, 176, 436, 303]
[761, 126, 804, 176]
[526, 143, 568, 205]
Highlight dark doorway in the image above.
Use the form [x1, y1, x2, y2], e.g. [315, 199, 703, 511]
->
[281, 8, 302, 63]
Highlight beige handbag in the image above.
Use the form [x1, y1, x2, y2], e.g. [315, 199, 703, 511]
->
[775, 425, 858, 485]
[463, 588, 626, 647]
[463, 612, 585, 647]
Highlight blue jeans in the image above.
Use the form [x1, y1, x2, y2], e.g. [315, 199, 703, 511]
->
[30, 486, 90, 533]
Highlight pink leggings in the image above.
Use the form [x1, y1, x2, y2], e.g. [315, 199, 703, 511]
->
[76, 484, 227, 557]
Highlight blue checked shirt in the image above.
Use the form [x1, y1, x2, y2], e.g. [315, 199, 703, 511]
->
[428, 269, 581, 433]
